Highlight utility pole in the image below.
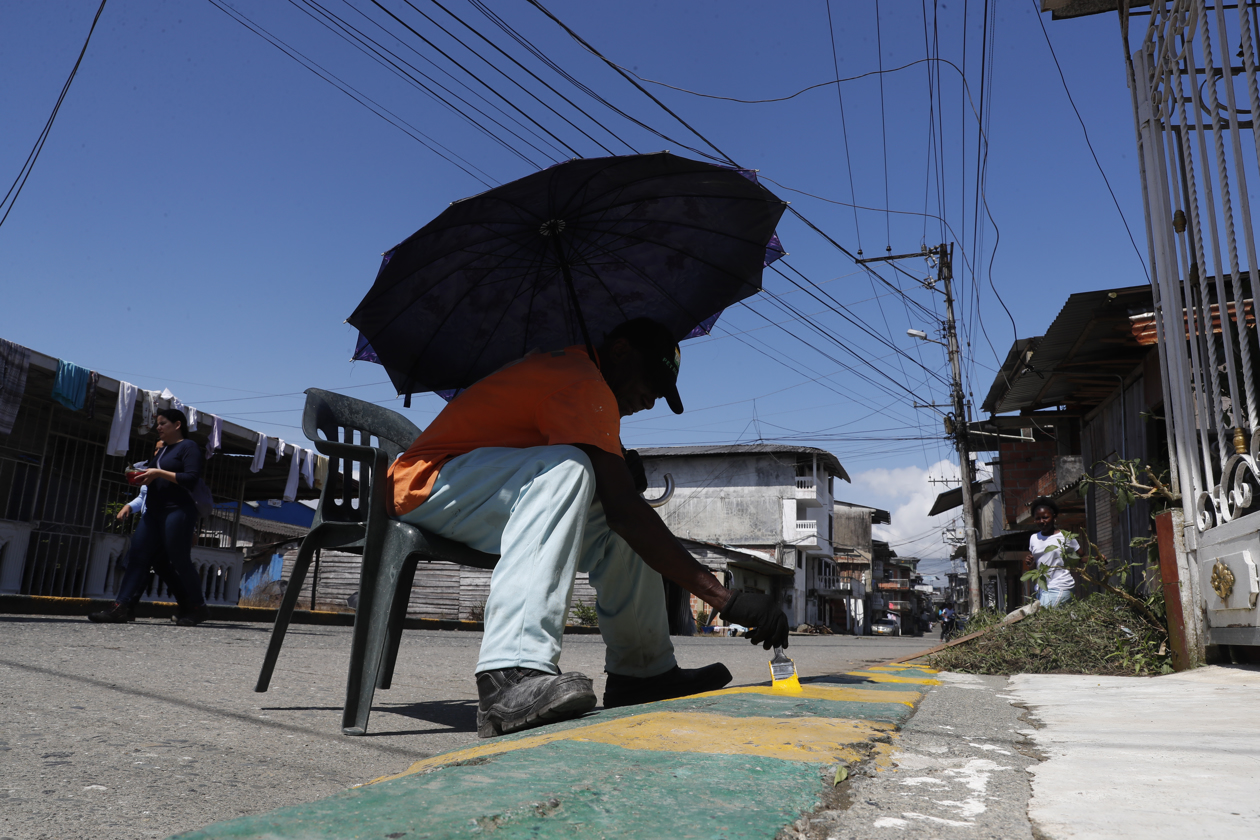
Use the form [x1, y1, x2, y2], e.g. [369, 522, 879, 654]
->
[859, 243, 981, 613]
[936, 243, 982, 614]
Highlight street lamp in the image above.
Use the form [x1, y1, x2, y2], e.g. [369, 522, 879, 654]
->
[907, 328, 945, 346]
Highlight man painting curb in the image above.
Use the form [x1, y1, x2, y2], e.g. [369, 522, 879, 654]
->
[389, 318, 790, 738]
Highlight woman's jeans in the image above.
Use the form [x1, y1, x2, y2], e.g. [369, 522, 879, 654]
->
[115, 505, 206, 611]
[1038, 588, 1072, 608]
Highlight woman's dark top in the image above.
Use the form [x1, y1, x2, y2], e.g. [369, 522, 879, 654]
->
[144, 438, 204, 512]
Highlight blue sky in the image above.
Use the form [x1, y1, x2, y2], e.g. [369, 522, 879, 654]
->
[0, 1, 1146, 559]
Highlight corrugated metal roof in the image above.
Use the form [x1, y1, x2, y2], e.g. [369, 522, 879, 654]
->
[210, 511, 310, 539]
[1042, 1, 1149, 21]
[638, 444, 849, 482]
[982, 286, 1152, 414]
[834, 499, 891, 524]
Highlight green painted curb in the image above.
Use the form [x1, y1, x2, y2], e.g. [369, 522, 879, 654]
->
[174, 741, 827, 840]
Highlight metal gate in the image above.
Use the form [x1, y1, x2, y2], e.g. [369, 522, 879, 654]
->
[1126, 0, 1260, 643]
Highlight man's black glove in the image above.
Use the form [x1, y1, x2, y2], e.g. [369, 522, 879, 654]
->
[623, 448, 649, 495]
[719, 591, 790, 650]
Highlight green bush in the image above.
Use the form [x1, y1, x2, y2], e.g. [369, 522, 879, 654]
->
[926, 593, 1172, 676]
[570, 601, 599, 627]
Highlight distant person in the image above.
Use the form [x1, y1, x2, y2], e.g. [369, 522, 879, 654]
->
[1025, 496, 1078, 608]
[940, 604, 956, 640]
[90, 409, 209, 626]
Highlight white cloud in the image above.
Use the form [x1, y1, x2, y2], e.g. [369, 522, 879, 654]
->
[843, 458, 974, 568]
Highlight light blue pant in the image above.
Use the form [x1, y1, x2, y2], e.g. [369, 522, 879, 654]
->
[1038, 588, 1072, 608]
[398, 445, 677, 678]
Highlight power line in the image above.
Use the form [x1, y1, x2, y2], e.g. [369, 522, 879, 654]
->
[293, 0, 568, 163]
[1031, 0, 1149, 280]
[0, 0, 108, 231]
[523, 0, 735, 164]
[205, 0, 498, 184]
[825, 0, 863, 252]
[875, 0, 892, 250]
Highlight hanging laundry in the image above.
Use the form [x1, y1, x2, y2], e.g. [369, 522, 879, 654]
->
[251, 433, 269, 473]
[284, 445, 301, 502]
[186, 406, 198, 432]
[106, 381, 138, 456]
[138, 390, 159, 434]
[313, 454, 329, 490]
[85, 371, 99, 420]
[0, 339, 31, 436]
[300, 448, 316, 488]
[275, 438, 287, 464]
[51, 360, 90, 411]
[205, 413, 222, 459]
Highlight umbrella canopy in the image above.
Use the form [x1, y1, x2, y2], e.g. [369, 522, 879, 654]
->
[348, 152, 787, 396]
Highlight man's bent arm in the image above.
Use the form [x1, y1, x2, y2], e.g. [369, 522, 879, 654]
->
[575, 445, 730, 611]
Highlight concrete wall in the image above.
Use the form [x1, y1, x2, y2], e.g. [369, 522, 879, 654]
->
[998, 437, 1057, 527]
[833, 507, 872, 552]
[643, 453, 793, 544]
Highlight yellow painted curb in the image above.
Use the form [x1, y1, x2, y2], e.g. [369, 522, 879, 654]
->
[374, 711, 896, 784]
[842, 671, 941, 686]
[680, 683, 920, 707]
[867, 664, 939, 674]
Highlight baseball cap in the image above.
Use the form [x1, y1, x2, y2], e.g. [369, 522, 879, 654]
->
[607, 318, 684, 414]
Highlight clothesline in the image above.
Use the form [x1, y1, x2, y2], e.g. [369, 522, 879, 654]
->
[0, 339, 326, 503]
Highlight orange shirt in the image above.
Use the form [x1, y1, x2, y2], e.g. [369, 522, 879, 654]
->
[389, 347, 622, 516]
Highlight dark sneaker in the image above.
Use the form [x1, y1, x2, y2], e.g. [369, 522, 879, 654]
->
[475, 668, 596, 739]
[88, 602, 135, 623]
[603, 663, 733, 708]
[174, 605, 210, 627]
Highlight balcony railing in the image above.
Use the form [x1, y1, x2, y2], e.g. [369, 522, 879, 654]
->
[794, 476, 823, 506]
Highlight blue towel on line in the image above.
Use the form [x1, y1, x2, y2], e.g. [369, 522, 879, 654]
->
[52, 359, 90, 411]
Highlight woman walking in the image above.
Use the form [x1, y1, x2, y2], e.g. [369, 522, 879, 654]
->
[90, 408, 210, 626]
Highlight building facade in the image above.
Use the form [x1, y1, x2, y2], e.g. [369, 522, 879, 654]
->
[638, 444, 851, 629]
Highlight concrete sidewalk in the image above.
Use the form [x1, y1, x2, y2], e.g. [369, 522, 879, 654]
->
[173, 665, 940, 839]
[833, 663, 1260, 840]
[1010, 665, 1260, 839]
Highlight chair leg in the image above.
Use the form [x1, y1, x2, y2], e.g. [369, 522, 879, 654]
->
[377, 556, 418, 691]
[340, 547, 403, 735]
[255, 537, 317, 692]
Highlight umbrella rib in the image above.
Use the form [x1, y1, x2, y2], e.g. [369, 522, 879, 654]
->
[576, 221, 776, 282]
[572, 236, 742, 334]
[548, 158, 778, 220]
[391, 235, 557, 390]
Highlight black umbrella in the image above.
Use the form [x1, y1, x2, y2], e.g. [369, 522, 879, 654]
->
[348, 152, 787, 396]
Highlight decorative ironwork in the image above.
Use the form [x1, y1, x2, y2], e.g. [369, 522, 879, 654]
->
[1130, 1, 1260, 532]
[1210, 559, 1236, 600]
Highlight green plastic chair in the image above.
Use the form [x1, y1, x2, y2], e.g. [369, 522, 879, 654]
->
[253, 388, 498, 735]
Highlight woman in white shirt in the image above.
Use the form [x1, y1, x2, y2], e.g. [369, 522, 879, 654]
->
[1026, 496, 1078, 608]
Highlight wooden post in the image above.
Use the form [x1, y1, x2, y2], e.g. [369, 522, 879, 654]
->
[1155, 509, 1193, 670]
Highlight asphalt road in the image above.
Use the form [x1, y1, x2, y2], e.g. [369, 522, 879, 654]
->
[0, 615, 931, 840]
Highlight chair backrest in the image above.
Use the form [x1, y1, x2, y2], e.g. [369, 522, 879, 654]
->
[302, 388, 422, 526]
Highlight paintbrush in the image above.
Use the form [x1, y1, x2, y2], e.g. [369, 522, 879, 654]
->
[769, 646, 802, 692]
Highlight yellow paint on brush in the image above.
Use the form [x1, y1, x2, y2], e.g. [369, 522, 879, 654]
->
[770, 672, 803, 694]
[660, 683, 921, 706]
[374, 711, 897, 783]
